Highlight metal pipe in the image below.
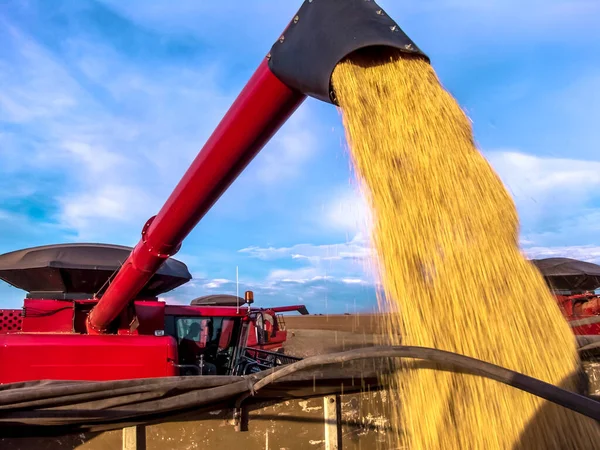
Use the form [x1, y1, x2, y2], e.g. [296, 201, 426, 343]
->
[87, 60, 306, 333]
[245, 346, 600, 422]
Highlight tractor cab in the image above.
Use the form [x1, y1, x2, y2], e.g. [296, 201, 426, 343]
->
[166, 313, 244, 375]
[189, 294, 309, 354]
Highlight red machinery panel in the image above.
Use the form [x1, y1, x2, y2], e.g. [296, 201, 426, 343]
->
[557, 294, 600, 336]
[572, 322, 600, 335]
[134, 301, 166, 335]
[22, 299, 74, 333]
[0, 334, 178, 383]
[0, 310, 22, 333]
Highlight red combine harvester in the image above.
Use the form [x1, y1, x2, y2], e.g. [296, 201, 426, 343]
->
[1, 1, 600, 438]
[0, 244, 308, 382]
[0, 0, 428, 386]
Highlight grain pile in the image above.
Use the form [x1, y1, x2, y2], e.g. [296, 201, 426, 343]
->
[332, 52, 600, 449]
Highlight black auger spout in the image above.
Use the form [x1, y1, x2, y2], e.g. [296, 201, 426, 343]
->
[268, 0, 429, 104]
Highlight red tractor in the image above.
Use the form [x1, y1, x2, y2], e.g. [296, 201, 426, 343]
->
[0, 243, 308, 382]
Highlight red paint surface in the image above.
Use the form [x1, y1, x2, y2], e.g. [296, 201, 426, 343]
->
[88, 61, 306, 333]
[22, 299, 74, 333]
[0, 334, 177, 383]
[556, 293, 600, 335]
[576, 297, 600, 316]
[0, 298, 307, 382]
[135, 301, 165, 335]
[572, 322, 600, 335]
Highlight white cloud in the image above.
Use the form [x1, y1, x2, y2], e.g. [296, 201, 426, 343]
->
[341, 278, 368, 285]
[58, 185, 155, 237]
[266, 267, 337, 284]
[0, 25, 82, 124]
[163, 270, 376, 314]
[202, 278, 232, 289]
[487, 150, 600, 199]
[240, 234, 378, 292]
[485, 150, 600, 240]
[522, 211, 600, 249]
[240, 233, 373, 263]
[0, 21, 320, 242]
[241, 149, 600, 293]
[318, 150, 600, 246]
[60, 141, 128, 174]
[308, 150, 599, 252]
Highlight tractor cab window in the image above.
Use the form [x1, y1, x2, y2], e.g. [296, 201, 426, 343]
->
[255, 314, 264, 344]
[175, 316, 240, 374]
[253, 312, 276, 344]
[178, 318, 211, 347]
[263, 313, 275, 337]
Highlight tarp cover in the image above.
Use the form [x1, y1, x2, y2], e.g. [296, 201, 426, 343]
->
[0, 369, 380, 437]
[531, 257, 600, 291]
[0, 244, 192, 298]
[0, 346, 596, 437]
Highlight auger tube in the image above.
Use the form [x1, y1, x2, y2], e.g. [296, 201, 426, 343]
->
[87, 0, 426, 334]
[86, 61, 305, 333]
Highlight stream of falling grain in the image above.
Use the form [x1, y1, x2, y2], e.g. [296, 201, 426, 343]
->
[332, 51, 600, 449]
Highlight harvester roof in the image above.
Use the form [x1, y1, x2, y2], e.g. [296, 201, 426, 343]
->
[190, 294, 245, 307]
[531, 257, 600, 291]
[0, 243, 191, 299]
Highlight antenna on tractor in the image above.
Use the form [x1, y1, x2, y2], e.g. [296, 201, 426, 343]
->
[236, 266, 239, 314]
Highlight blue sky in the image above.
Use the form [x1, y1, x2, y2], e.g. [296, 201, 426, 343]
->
[0, 0, 599, 313]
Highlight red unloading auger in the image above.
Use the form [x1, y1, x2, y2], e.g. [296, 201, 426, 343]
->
[86, 0, 428, 334]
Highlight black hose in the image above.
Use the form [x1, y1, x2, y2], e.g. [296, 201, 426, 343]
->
[1, 345, 599, 437]
[239, 346, 600, 422]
